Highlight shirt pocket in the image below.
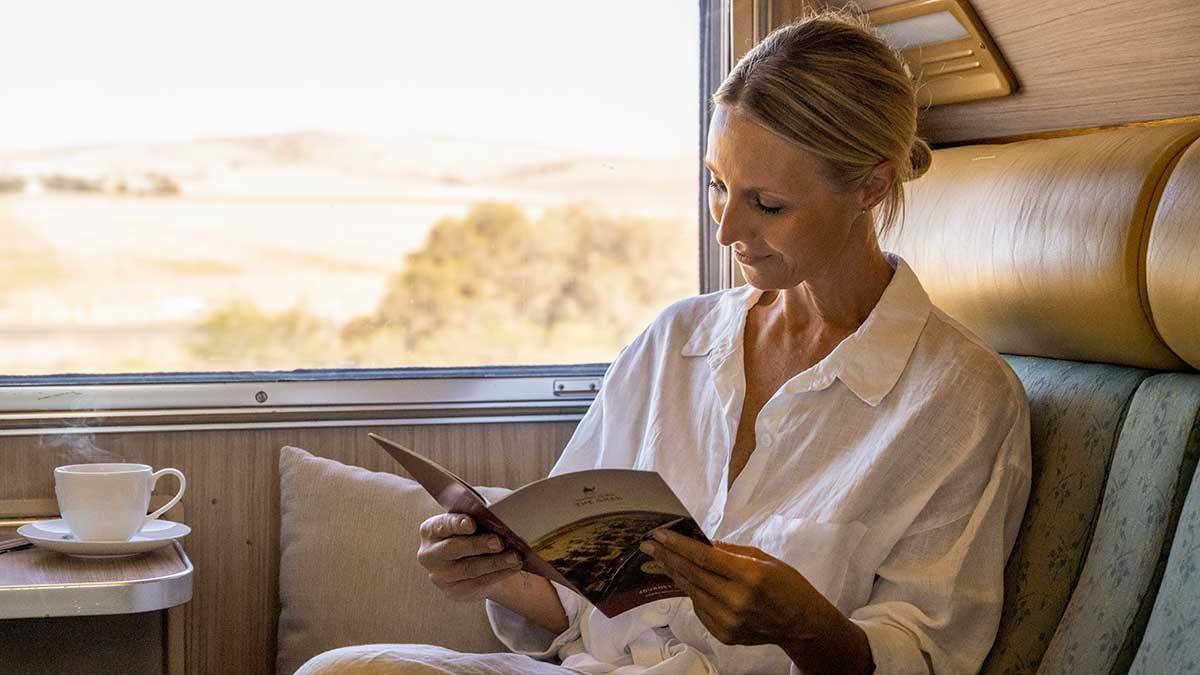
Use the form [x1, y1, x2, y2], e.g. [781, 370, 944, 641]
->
[750, 515, 868, 608]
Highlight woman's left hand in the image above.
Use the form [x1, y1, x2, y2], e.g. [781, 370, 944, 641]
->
[639, 529, 820, 651]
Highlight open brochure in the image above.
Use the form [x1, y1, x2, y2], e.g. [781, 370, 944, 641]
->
[369, 432, 711, 618]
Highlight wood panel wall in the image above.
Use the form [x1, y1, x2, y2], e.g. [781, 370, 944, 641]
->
[0, 421, 576, 675]
[766, 0, 1200, 143]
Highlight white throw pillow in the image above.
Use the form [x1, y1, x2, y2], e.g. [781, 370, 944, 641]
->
[277, 446, 511, 675]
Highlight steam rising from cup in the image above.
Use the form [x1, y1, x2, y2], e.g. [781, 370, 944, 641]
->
[39, 432, 126, 465]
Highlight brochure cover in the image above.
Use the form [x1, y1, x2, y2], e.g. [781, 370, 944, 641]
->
[369, 432, 711, 617]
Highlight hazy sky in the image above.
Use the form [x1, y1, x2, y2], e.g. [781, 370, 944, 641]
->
[1, 1, 699, 158]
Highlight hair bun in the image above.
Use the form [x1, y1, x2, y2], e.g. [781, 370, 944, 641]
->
[907, 138, 932, 180]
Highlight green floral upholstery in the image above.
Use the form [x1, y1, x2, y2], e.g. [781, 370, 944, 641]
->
[981, 356, 1150, 675]
[1129, 454, 1200, 674]
[1038, 374, 1200, 674]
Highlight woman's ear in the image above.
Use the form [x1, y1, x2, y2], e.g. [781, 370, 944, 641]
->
[860, 160, 896, 211]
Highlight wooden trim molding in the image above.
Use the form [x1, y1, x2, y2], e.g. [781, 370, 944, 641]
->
[936, 114, 1200, 148]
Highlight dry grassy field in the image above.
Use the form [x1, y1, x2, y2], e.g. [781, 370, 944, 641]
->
[0, 133, 698, 375]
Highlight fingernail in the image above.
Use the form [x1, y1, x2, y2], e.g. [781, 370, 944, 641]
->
[652, 530, 667, 542]
[458, 516, 469, 528]
[507, 554, 520, 566]
[488, 537, 502, 551]
[640, 541, 655, 555]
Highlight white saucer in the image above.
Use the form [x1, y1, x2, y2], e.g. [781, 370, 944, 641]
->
[17, 519, 191, 558]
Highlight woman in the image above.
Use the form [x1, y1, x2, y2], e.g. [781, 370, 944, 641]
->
[301, 10, 1031, 675]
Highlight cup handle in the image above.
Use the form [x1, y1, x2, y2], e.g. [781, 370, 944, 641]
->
[145, 468, 187, 525]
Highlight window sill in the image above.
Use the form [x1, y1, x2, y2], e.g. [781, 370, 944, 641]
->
[0, 365, 605, 435]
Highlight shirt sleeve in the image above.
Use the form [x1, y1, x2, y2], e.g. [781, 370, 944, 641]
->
[485, 582, 585, 659]
[844, 404, 1032, 675]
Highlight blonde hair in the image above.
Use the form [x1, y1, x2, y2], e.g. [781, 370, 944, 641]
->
[713, 9, 931, 237]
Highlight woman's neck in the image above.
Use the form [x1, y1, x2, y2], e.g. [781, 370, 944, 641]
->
[756, 231, 894, 340]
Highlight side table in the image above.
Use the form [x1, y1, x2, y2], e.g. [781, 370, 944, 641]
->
[0, 498, 193, 675]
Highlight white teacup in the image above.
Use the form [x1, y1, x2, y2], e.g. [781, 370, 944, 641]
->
[54, 463, 187, 542]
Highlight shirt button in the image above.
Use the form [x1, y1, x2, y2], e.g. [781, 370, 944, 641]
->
[759, 435, 774, 449]
[656, 600, 672, 614]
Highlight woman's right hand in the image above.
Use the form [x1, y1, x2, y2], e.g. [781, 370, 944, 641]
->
[416, 513, 524, 601]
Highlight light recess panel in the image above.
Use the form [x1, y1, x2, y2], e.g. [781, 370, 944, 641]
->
[869, 0, 1016, 106]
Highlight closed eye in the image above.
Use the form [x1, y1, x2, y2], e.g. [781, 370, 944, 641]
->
[709, 179, 782, 214]
[756, 201, 783, 215]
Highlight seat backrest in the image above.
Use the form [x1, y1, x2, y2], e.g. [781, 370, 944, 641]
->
[985, 357, 1148, 673]
[1038, 373, 1200, 675]
[1124, 127, 1200, 675]
[886, 120, 1200, 674]
[1127, 447, 1200, 674]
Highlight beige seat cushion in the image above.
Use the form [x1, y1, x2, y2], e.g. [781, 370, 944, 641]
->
[277, 446, 509, 675]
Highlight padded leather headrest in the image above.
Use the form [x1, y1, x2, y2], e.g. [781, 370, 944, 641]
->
[884, 122, 1200, 369]
[1147, 139, 1200, 370]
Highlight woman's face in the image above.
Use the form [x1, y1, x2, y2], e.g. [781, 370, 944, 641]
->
[705, 104, 871, 291]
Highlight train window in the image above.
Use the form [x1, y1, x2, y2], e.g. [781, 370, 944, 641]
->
[0, 2, 700, 377]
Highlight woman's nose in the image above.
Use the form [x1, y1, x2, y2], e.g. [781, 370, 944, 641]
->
[714, 199, 752, 247]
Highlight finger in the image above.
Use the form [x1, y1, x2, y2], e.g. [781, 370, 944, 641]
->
[429, 551, 522, 585]
[642, 540, 735, 604]
[660, 561, 726, 611]
[442, 566, 523, 601]
[648, 528, 739, 576]
[425, 533, 505, 562]
[665, 567, 744, 644]
[652, 529, 739, 577]
[657, 563, 739, 643]
[713, 540, 775, 562]
[448, 514, 477, 535]
[420, 513, 476, 540]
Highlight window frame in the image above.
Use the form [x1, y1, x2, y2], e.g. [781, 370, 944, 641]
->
[0, 0, 728, 429]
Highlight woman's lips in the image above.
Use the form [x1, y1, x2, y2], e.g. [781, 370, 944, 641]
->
[734, 250, 769, 264]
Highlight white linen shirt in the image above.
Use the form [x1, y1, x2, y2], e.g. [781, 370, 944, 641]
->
[487, 254, 1032, 675]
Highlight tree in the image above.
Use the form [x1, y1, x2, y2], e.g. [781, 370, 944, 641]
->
[344, 200, 694, 366]
[190, 300, 336, 370]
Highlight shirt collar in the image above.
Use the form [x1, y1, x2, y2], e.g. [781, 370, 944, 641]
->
[680, 284, 760, 360]
[680, 253, 932, 407]
[828, 254, 932, 405]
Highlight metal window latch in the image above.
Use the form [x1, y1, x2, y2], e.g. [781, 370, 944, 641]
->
[552, 378, 601, 396]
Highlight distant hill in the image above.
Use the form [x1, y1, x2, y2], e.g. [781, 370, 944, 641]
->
[0, 132, 696, 210]
[0, 131, 589, 179]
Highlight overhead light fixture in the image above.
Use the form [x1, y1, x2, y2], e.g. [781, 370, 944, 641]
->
[869, 0, 1016, 106]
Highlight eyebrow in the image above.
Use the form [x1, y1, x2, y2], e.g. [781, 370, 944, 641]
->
[703, 160, 790, 198]
[706, 168, 782, 194]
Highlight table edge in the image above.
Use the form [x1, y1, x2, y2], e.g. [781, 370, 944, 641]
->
[0, 541, 193, 619]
